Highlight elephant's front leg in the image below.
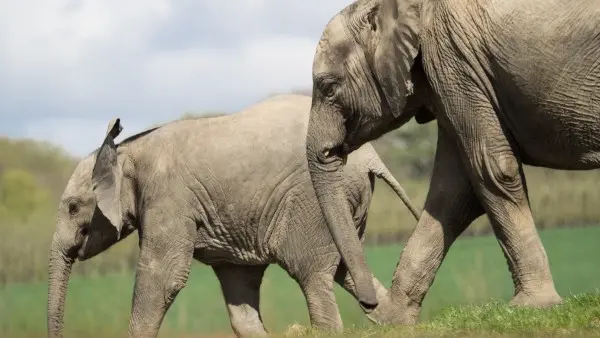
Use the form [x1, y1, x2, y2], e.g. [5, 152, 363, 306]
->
[212, 264, 269, 338]
[128, 216, 195, 338]
[380, 129, 485, 325]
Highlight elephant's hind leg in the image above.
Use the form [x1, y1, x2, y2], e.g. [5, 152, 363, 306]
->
[213, 264, 269, 338]
[469, 134, 561, 308]
[297, 270, 343, 332]
[427, 58, 562, 308]
[281, 249, 343, 332]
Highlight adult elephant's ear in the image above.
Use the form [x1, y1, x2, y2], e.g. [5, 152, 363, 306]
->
[92, 118, 124, 237]
[371, 0, 421, 118]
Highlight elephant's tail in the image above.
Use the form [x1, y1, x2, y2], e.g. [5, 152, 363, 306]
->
[367, 147, 421, 221]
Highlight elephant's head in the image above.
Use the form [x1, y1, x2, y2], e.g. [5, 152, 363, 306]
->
[48, 118, 137, 337]
[306, 0, 432, 311]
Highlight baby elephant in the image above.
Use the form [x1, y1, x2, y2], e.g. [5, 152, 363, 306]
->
[47, 94, 419, 338]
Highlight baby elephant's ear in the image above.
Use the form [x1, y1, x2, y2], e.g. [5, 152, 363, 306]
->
[92, 118, 124, 238]
[106, 118, 123, 139]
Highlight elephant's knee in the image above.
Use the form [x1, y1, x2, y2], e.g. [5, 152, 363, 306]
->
[493, 154, 520, 183]
[164, 269, 190, 303]
[479, 151, 524, 200]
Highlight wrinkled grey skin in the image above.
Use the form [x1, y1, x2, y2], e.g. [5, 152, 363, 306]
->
[47, 94, 419, 338]
[306, 0, 600, 325]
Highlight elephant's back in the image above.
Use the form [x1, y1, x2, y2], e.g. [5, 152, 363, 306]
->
[140, 93, 313, 206]
[152, 94, 312, 174]
[200, 94, 311, 173]
[199, 94, 311, 155]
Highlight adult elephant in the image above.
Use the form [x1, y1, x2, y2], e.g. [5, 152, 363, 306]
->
[306, 0, 597, 325]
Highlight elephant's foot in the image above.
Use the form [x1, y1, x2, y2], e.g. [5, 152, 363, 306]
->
[128, 330, 159, 338]
[365, 288, 420, 326]
[233, 326, 268, 338]
[509, 285, 563, 308]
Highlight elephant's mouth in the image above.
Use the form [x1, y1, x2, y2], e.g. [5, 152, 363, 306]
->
[76, 226, 120, 261]
[76, 229, 90, 261]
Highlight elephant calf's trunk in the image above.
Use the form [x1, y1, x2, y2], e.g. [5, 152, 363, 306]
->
[47, 242, 74, 338]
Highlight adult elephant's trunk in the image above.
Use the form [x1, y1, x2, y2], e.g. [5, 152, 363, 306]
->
[47, 236, 74, 338]
[306, 106, 378, 311]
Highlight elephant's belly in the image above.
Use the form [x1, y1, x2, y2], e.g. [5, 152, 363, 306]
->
[193, 246, 269, 266]
[512, 105, 600, 170]
[487, 2, 600, 170]
[498, 59, 600, 169]
[521, 146, 600, 170]
[193, 225, 270, 266]
[189, 162, 310, 266]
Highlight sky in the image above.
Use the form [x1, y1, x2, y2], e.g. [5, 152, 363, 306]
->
[0, 0, 350, 156]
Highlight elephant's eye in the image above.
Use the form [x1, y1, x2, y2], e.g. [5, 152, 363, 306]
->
[68, 202, 80, 216]
[315, 75, 339, 100]
[323, 82, 338, 99]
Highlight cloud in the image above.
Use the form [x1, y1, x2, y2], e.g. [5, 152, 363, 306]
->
[0, 0, 350, 156]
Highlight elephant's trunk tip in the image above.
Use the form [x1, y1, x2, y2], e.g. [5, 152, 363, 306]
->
[359, 299, 379, 313]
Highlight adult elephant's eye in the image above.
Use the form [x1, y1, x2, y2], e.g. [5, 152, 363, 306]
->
[68, 202, 80, 216]
[324, 83, 337, 99]
[318, 78, 338, 100]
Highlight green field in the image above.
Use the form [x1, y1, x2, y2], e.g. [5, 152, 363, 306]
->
[1, 226, 599, 338]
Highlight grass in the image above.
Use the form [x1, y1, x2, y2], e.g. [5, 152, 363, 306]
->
[1, 226, 599, 337]
[285, 292, 600, 338]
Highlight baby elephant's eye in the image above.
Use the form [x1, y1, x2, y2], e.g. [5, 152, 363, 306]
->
[68, 202, 80, 216]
